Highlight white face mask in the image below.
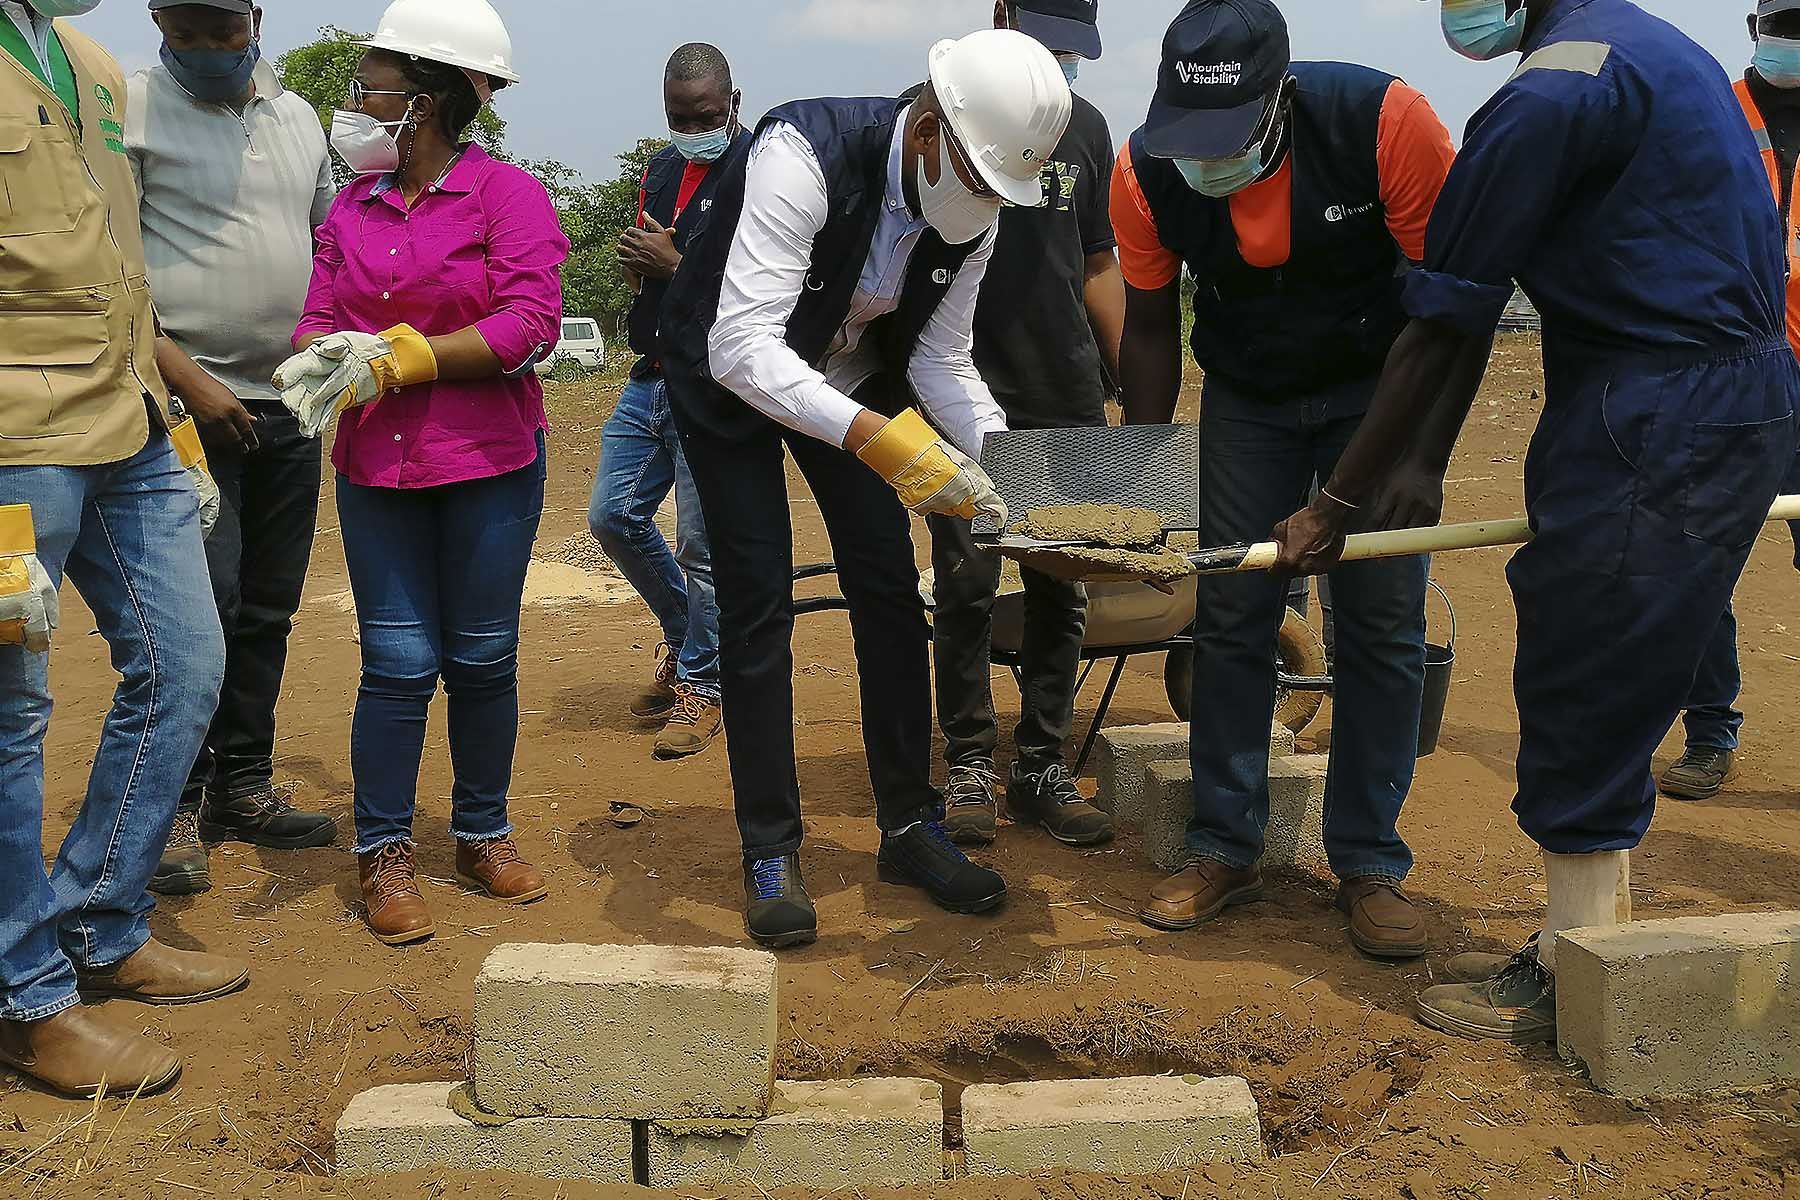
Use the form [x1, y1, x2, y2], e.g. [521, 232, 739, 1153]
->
[330, 106, 412, 176]
[916, 135, 1001, 245]
[28, 0, 103, 15]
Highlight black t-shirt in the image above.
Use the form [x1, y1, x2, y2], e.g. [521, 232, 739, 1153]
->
[972, 93, 1116, 430]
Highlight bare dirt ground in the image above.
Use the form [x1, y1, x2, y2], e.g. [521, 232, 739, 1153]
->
[7, 335, 1800, 1199]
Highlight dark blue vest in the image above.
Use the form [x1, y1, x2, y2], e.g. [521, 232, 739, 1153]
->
[660, 97, 980, 440]
[626, 136, 748, 380]
[1132, 62, 1408, 397]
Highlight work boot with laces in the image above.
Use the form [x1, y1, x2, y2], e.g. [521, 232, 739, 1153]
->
[1659, 746, 1736, 802]
[878, 821, 1008, 914]
[631, 644, 680, 720]
[943, 758, 999, 845]
[201, 782, 337, 850]
[456, 837, 550, 904]
[743, 855, 818, 949]
[1416, 940, 1556, 1043]
[1006, 761, 1113, 846]
[654, 685, 723, 759]
[150, 811, 211, 896]
[358, 843, 434, 946]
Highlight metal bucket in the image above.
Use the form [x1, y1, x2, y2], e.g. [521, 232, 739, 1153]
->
[1418, 579, 1457, 758]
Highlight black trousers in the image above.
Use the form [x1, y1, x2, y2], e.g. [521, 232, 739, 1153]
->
[179, 401, 322, 813]
[679, 414, 943, 861]
[928, 514, 1086, 769]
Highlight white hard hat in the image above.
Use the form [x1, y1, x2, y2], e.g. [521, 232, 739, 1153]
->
[363, 0, 520, 102]
[926, 28, 1072, 208]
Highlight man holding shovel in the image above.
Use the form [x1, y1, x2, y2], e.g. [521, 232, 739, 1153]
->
[1274, 0, 1800, 1042]
[1113, 0, 1459, 959]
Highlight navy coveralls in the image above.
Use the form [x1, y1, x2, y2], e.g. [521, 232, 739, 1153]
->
[1404, 0, 1800, 854]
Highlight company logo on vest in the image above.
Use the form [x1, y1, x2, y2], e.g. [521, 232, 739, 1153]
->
[1325, 202, 1376, 223]
[1175, 60, 1243, 87]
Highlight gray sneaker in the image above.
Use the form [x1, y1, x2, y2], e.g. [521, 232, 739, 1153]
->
[1417, 941, 1555, 1043]
[943, 759, 998, 846]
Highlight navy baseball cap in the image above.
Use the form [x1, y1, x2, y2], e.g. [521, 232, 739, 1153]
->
[149, 1, 256, 12]
[1013, 0, 1102, 61]
[1143, 0, 1290, 161]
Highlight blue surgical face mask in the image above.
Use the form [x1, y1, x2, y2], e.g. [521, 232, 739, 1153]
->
[1056, 52, 1082, 86]
[1441, 0, 1529, 62]
[670, 104, 738, 163]
[161, 39, 262, 103]
[1755, 33, 1800, 89]
[1172, 104, 1283, 199]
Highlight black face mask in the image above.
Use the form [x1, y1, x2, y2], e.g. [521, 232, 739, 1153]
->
[162, 39, 261, 103]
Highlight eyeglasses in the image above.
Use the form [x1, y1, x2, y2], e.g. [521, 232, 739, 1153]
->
[347, 80, 413, 110]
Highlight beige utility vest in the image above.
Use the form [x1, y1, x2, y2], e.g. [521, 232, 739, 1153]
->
[0, 22, 169, 467]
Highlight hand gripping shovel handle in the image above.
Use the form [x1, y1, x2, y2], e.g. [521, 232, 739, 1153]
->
[1191, 495, 1800, 575]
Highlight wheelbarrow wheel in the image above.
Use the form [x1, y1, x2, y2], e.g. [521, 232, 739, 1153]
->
[1164, 609, 1330, 733]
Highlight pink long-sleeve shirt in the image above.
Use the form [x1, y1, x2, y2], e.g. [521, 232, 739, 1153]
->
[296, 144, 570, 489]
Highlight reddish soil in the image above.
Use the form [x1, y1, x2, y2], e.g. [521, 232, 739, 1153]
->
[7, 336, 1800, 1199]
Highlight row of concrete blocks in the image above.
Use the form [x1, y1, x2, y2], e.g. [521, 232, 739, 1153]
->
[338, 1073, 1267, 1186]
[334, 944, 1267, 1185]
[1094, 721, 1329, 873]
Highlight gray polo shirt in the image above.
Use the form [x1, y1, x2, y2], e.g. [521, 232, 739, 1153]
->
[127, 59, 335, 402]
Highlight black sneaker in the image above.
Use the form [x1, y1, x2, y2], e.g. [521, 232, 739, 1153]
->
[1006, 761, 1114, 846]
[877, 822, 1007, 914]
[200, 783, 338, 850]
[1416, 939, 1556, 1044]
[1659, 746, 1735, 802]
[743, 855, 818, 949]
[943, 759, 999, 845]
[150, 812, 211, 896]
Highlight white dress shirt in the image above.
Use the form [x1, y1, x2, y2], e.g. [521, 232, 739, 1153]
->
[706, 105, 1008, 458]
[1, 1, 56, 79]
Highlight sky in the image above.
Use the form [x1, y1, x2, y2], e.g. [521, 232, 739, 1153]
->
[73, 0, 1739, 183]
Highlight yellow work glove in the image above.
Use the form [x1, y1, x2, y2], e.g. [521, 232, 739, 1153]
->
[273, 324, 439, 439]
[170, 417, 221, 540]
[853, 409, 1009, 526]
[0, 505, 58, 654]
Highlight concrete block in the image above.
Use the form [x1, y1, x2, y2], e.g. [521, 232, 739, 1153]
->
[962, 1075, 1263, 1176]
[1141, 755, 1327, 874]
[1096, 722, 1296, 826]
[649, 1078, 944, 1189]
[470, 943, 777, 1119]
[335, 1082, 632, 1182]
[1556, 912, 1800, 1098]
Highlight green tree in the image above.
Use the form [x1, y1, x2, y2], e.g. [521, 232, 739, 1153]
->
[526, 138, 670, 336]
[275, 24, 508, 186]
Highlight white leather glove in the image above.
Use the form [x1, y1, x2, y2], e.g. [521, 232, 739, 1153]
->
[853, 409, 1009, 526]
[170, 418, 221, 540]
[274, 324, 438, 439]
[0, 505, 58, 653]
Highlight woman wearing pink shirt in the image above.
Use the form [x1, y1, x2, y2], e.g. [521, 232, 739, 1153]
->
[276, 0, 569, 946]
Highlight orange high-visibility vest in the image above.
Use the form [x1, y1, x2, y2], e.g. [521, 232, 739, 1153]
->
[1735, 76, 1800, 359]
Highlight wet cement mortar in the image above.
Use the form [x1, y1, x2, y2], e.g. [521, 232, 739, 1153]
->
[1011, 505, 1195, 583]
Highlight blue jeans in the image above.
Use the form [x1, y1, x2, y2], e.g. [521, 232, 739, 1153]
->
[1682, 604, 1743, 752]
[1188, 375, 1427, 882]
[338, 439, 546, 854]
[0, 434, 224, 1020]
[588, 375, 720, 698]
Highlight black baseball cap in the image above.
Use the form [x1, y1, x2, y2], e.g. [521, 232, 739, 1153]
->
[1143, 0, 1290, 161]
[148, 1, 257, 12]
[1013, 0, 1102, 61]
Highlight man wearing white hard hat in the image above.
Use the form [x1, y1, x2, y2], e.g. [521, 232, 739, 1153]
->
[660, 29, 1072, 948]
[276, 0, 569, 947]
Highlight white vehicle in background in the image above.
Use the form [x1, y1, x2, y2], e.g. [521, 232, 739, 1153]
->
[535, 318, 607, 374]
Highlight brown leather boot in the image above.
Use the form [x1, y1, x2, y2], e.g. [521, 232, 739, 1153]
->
[1138, 860, 1264, 931]
[77, 939, 249, 1005]
[358, 843, 435, 946]
[0, 1006, 182, 1099]
[1337, 877, 1429, 960]
[456, 837, 549, 904]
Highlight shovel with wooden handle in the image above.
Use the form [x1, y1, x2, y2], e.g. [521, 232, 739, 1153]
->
[1002, 497, 1800, 583]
